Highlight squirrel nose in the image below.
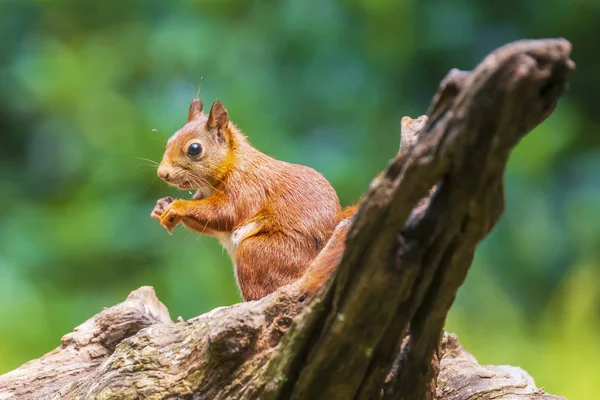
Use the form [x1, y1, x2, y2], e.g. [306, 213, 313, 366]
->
[157, 166, 170, 181]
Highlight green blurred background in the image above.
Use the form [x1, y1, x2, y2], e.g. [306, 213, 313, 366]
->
[0, 1, 598, 398]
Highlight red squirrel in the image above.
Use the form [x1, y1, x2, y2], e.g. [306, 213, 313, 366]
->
[151, 98, 354, 300]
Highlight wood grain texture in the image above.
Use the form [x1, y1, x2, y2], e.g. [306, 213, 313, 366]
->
[0, 286, 172, 399]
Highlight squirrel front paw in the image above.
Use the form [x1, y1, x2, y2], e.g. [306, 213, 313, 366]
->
[151, 197, 185, 234]
[159, 206, 183, 234]
[150, 196, 174, 221]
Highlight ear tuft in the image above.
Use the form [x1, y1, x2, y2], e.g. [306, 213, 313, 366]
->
[187, 98, 204, 122]
[207, 101, 229, 130]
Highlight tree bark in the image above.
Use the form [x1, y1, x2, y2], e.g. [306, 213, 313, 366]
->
[0, 38, 574, 400]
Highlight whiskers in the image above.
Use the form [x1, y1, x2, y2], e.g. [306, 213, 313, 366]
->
[133, 157, 164, 189]
[135, 157, 160, 170]
[187, 173, 225, 194]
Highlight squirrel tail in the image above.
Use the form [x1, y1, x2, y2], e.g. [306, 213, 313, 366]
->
[299, 204, 358, 294]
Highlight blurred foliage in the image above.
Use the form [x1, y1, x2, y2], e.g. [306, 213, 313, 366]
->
[0, 1, 598, 398]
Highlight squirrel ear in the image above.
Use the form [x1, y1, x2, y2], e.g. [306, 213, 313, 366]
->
[187, 98, 204, 122]
[206, 101, 229, 130]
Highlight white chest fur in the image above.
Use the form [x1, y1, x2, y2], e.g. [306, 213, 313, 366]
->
[215, 221, 258, 292]
[214, 221, 259, 263]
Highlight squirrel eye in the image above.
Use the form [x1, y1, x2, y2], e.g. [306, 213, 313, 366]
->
[187, 143, 202, 158]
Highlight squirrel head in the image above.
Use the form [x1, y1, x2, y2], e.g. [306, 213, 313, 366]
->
[157, 98, 235, 199]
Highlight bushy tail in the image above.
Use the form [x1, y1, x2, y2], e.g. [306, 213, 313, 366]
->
[299, 204, 358, 294]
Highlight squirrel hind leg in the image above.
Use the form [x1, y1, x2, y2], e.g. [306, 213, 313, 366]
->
[235, 233, 313, 301]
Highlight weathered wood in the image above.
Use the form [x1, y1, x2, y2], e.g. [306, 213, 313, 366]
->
[0, 38, 573, 400]
[0, 286, 172, 399]
[0, 288, 563, 399]
[382, 39, 575, 400]
[435, 332, 564, 400]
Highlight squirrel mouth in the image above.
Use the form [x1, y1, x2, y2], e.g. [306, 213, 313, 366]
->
[170, 180, 208, 200]
[177, 181, 193, 190]
[176, 182, 206, 200]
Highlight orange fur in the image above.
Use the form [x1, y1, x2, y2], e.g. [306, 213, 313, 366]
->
[153, 99, 341, 300]
[297, 210, 355, 295]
